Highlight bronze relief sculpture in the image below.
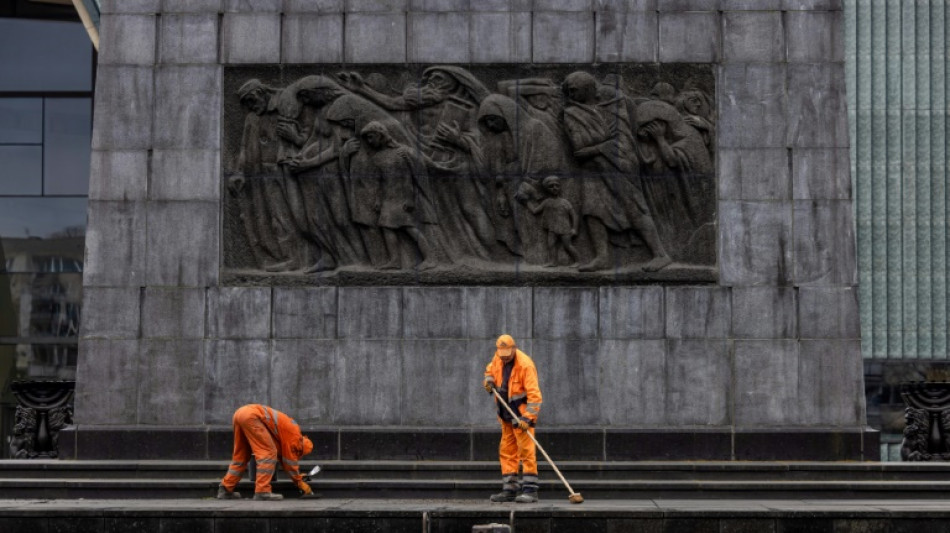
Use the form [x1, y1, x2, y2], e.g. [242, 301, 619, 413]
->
[222, 65, 717, 284]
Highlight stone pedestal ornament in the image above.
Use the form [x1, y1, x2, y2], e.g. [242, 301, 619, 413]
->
[900, 382, 950, 461]
[9, 381, 75, 459]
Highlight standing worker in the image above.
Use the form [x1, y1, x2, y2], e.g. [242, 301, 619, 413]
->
[217, 404, 315, 500]
[483, 334, 543, 503]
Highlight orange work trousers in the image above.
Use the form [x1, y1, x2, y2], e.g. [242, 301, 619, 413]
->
[498, 420, 537, 477]
[220, 405, 280, 494]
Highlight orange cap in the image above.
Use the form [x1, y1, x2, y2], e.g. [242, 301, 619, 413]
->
[496, 334, 516, 349]
[302, 436, 314, 456]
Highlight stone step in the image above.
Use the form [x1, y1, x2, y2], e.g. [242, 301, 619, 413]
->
[2, 460, 950, 481]
[5, 477, 950, 500]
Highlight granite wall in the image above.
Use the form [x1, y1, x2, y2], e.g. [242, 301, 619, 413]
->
[72, 0, 870, 460]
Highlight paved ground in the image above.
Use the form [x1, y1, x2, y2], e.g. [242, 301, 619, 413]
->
[2, 498, 950, 515]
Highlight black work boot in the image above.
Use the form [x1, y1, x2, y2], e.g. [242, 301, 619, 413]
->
[216, 486, 241, 499]
[489, 490, 517, 502]
[515, 490, 539, 503]
[253, 492, 284, 501]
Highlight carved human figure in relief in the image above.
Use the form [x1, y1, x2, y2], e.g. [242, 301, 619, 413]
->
[355, 121, 439, 270]
[232, 79, 297, 272]
[517, 176, 580, 268]
[675, 87, 716, 151]
[561, 71, 672, 272]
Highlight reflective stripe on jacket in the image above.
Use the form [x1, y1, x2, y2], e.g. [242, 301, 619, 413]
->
[484, 349, 542, 423]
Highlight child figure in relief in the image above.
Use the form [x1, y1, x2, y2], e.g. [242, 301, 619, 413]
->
[521, 175, 580, 268]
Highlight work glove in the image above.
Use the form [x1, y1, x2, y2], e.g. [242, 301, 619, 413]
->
[515, 417, 531, 431]
[297, 480, 313, 496]
[484, 381, 494, 394]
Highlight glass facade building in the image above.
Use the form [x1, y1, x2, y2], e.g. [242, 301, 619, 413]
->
[0, 5, 94, 456]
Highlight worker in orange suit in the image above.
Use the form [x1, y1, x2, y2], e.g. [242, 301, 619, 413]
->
[483, 334, 543, 503]
[216, 404, 315, 500]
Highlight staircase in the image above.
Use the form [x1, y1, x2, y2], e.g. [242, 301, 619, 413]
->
[2, 460, 950, 500]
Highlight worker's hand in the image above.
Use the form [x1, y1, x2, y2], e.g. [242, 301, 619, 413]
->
[484, 381, 494, 394]
[516, 418, 531, 431]
[297, 480, 313, 496]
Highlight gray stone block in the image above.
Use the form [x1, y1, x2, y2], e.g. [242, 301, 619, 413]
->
[783, 0, 842, 11]
[798, 339, 864, 426]
[719, 201, 793, 286]
[91, 66, 153, 150]
[656, 0, 718, 9]
[99, 0, 160, 13]
[718, 64, 787, 148]
[470, 0, 532, 9]
[150, 150, 220, 201]
[142, 288, 206, 339]
[787, 63, 849, 148]
[719, 149, 790, 201]
[224, 0, 282, 10]
[284, 0, 344, 11]
[733, 340, 800, 426]
[347, 0, 408, 11]
[799, 287, 860, 339]
[535, 0, 591, 9]
[401, 339, 483, 425]
[344, 13, 407, 63]
[598, 340, 667, 425]
[410, 0, 470, 10]
[153, 66, 222, 150]
[792, 148, 851, 200]
[81, 287, 141, 339]
[721, 0, 781, 8]
[595, 10, 657, 63]
[163, 0, 222, 12]
[533, 11, 594, 63]
[84, 200, 147, 287]
[138, 340, 206, 425]
[533, 339, 602, 425]
[273, 287, 338, 339]
[599, 286, 664, 339]
[533, 288, 598, 339]
[145, 201, 219, 287]
[159, 14, 219, 64]
[338, 288, 402, 338]
[665, 287, 731, 339]
[731, 287, 797, 339]
[205, 340, 271, 424]
[74, 340, 140, 425]
[666, 339, 730, 425]
[793, 200, 857, 285]
[722, 11, 783, 63]
[282, 14, 344, 63]
[329, 340, 402, 425]
[658, 12, 720, 63]
[270, 340, 335, 423]
[787, 11, 843, 63]
[88, 150, 148, 201]
[408, 12, 470, 63]
[403, 287, 531, 339]
[99, 15, 157, 66]
[471, 12, 531, 63]
[207, 287, 272, 339]
[221, 13, 282, 64]
[593, 0, 655, 9]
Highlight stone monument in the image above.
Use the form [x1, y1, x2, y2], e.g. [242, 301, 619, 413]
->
[69, 0, 869, 461]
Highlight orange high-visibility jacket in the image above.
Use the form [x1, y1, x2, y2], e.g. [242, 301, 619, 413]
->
[484, 349, 543, 423]
[249, 404, 309, 484]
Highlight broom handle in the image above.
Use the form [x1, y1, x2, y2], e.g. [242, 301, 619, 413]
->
[491, 387, 577, 495]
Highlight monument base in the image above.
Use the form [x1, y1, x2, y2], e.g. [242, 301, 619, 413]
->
[58, 426, 879, 462]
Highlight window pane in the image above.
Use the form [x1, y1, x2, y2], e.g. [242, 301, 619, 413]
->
[0, 20, 93, 92]
[44, 98, 92, 196]
[0, 99, 43, 144]
[0, 343, 77, 381]
[0, 198, 86, 273]
[0, 273, 82, 339]
[0, 146, 43, 195]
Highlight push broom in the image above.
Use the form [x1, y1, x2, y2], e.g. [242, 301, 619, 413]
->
[490, 387, 584, 504]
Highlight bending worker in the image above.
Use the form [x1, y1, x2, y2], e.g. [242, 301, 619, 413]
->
[217, 404, 315, 500]
[483, 334, 543, 503]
